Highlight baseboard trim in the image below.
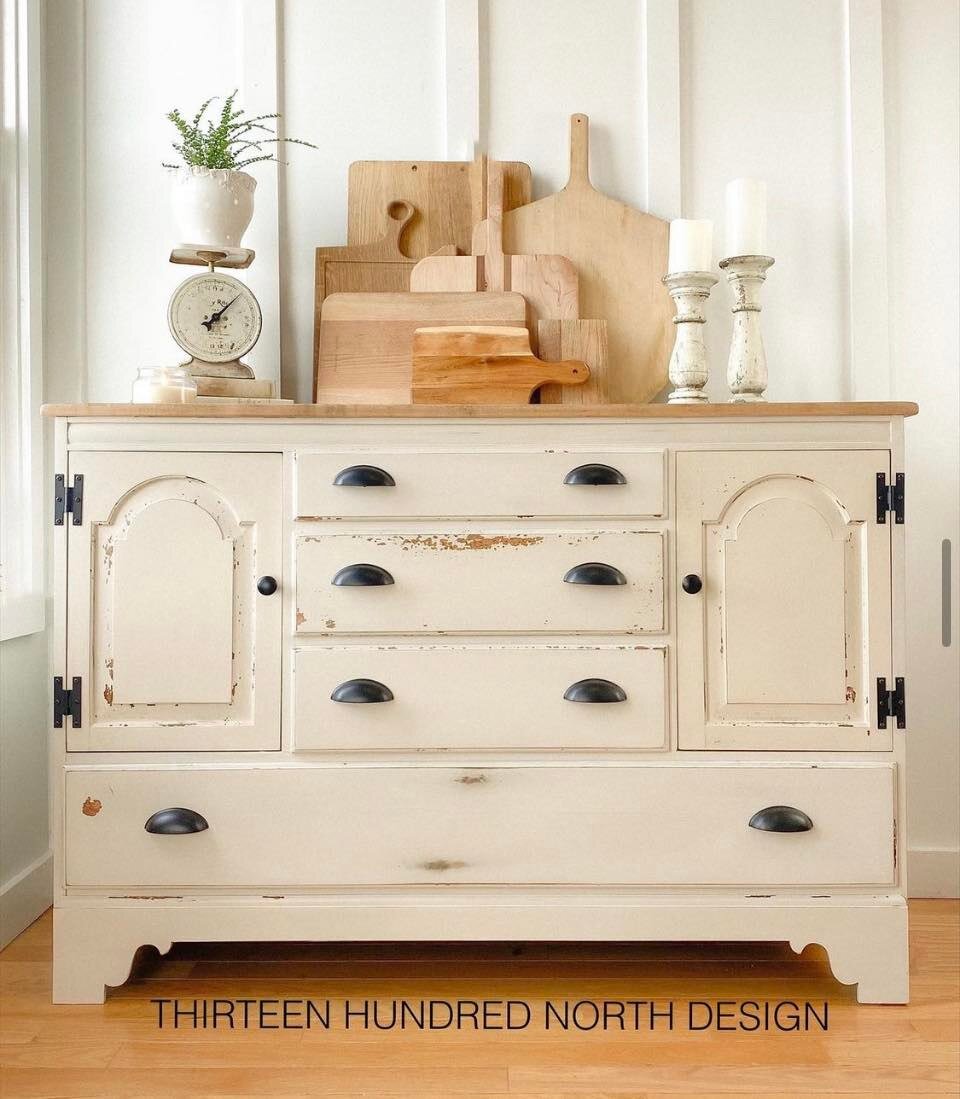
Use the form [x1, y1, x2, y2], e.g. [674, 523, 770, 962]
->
[0, 851, 53, 949]
[908, 846, 960, 898]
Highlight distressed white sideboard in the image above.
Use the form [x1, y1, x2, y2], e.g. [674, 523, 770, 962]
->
[43, 402, 917, 1003]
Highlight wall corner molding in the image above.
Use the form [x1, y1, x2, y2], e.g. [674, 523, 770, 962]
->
[907, 846, 960, 899]
[0, 850, 52, 949]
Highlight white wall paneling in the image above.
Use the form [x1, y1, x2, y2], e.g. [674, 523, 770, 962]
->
[443, 0, 480, 159]
[279, 0, 446, 401]
[641, 0, 681, 220]
[83, 0, 242, 400]
[680, 0, 850, 404]
[882, 0, 960, 897]
[845, 0, 890, 401]
[237, 0, 281, 390]
[30, 0, 960, 895]
[484, 0, 648, 207]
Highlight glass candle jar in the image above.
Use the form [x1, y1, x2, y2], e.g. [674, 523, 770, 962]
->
[131, 367, 198, 404]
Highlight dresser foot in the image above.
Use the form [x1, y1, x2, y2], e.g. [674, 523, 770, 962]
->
[52, 908, 171, 1004]
[791, 901, 909, 1004]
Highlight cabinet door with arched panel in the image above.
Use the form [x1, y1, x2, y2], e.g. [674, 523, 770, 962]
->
[676, 451, 893, 751]
[65, 452, 282, 751]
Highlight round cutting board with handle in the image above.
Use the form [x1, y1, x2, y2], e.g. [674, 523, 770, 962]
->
[502, 114, 673, 404]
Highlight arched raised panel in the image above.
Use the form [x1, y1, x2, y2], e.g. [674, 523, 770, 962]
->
[677, 452, 892, 752]
[66, 453, 282, 752]
[713, 479, 862, 710]
[110, 491, 235, 705]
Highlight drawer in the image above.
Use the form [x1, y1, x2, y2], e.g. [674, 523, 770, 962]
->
[296, 529, 664, 634]
[295, 449, 664, 519]
[292, 644, 667, 751]
[65, 764, 895, 889]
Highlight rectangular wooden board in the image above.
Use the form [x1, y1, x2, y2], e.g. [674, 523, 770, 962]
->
[315, 292, 528, 404]
[348, 159, 532, 258]
[538, 319, 609, 404]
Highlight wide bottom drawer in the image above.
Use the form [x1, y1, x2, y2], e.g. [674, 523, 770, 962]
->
[65, 764, 895, 889]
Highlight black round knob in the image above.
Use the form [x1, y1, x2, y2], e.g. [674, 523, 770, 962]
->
[257, 575, 278, 596]
[681, 573, 702, 595]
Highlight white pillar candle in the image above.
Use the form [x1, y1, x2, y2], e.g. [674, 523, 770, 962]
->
[725, 178, 767, 257]
[667, 219, 713, 274]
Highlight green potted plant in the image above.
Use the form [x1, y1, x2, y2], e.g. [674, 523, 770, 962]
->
[165, 91, 315, 249]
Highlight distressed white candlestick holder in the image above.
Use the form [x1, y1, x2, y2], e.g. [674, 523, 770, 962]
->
[662, 271, 719, 403]
[719, 254, 774, 402]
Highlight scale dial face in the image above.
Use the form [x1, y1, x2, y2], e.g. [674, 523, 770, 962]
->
[167, 273, 262, 364]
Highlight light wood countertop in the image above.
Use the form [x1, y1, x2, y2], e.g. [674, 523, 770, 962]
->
[42, 401, 919, 419]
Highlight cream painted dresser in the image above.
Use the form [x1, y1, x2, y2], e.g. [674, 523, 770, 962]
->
[43, 401, 917, 1003]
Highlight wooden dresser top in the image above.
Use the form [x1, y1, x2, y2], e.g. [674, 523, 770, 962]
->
[42, 401, 919, 419]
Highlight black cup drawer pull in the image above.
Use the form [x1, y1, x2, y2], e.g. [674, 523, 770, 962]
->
[563, 562, 627, 586]
[748, 806, 814, 833]
[332, 465, 396, 487]
[563, 678, 628, 703]
[332, 563, 395, 586]
[331, 678, 395, 704]
[563, 463, 627, 485]
[560, 459, 628, 485]
[144, 808, 209, 835]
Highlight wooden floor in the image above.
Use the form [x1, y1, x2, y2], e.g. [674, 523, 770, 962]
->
[1, 901, 957, 1097]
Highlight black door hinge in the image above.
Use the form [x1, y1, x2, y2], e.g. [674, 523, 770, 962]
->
[53, 676, 82, 729]
[876, 472, 904, 524]
[877, 676, 906, 730]
[54, 474, 83, 526]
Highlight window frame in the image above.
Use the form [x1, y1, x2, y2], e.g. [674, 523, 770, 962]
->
[1, 0, 44, 641]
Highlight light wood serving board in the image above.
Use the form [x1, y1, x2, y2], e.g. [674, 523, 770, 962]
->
[315, 292, 528, 404]
[312, 202, 458, 396]
[538, 319, 609, 404]
[411, 326, 589, 405]
[348, 158, 531, 258]
[410, 160, 578, 351]
[502, 114, 672, 404]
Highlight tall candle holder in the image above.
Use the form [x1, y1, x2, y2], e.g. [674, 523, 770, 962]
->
[719, 254, 774, 402]
[662, 271, 718, 403]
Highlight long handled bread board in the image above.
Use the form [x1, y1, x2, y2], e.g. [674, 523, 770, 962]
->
[501, 114, 673, 404]
[410, 160, 578, 350]
[412, 326, 589, 404]
[348, 158, 532, 258]
[315, 291, 528, 404]
[312, 202, 456, 398]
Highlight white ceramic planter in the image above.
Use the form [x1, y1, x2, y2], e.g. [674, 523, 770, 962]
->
[169, 166, 256, 249]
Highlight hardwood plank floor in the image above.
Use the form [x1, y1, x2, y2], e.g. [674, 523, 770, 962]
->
[1, 901, 957, 1097]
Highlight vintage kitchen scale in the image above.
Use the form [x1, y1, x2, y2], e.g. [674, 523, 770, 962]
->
[167, 244, 277, 399]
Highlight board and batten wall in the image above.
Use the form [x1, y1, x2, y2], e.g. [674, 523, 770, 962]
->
[16, 0, 956, 921]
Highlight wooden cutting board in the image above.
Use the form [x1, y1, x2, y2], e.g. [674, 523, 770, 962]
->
[348, 158, 531, 258]
[502, 114, 672, 404]
[538, 319, 609, 404]
[410, 160, 579, 351]
[312, 202, 457, 398]
[412, 326, 589, 404]
[315, 292, 528, 404]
